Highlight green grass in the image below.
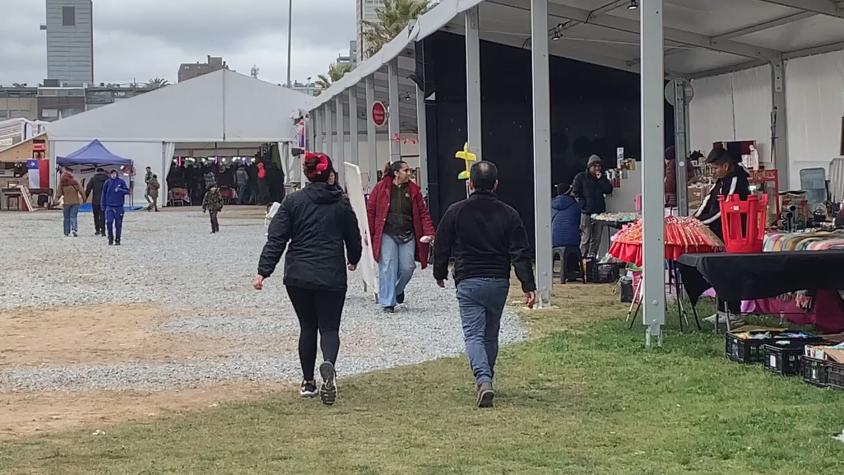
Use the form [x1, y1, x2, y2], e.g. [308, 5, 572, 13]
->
[2, 285, 844, 474]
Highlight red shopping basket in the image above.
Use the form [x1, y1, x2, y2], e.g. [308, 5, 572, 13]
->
[718, 194, 767, 253]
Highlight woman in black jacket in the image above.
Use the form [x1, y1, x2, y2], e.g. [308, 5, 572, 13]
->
[253, 152, 362, 405]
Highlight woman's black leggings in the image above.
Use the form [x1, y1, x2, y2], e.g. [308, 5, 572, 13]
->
[286, 286, 346, 381]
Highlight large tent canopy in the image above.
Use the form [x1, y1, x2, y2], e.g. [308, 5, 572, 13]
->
[46, 69, 311, 206]
[49, 69, 311, 142]
[57, 139, 132, 167]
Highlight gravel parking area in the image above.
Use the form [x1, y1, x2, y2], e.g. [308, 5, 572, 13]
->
[0, 207, 526, 392]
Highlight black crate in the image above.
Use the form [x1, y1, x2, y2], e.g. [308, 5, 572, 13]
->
[725, 331, 821, 364]
[827, 360, 844, 390]
[763, 343, 804, 376]
[801, 356, 829, 387]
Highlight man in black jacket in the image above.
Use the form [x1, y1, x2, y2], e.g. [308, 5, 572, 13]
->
[572, 155, 612, 257]
[693, 146, 750, 240]
[85, 168, 109, 236]
[572, 154, 613, 258]
[434, 161, 536, 408]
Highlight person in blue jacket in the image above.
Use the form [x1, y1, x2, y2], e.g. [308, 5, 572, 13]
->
[552, 182, 581, 248]
[101, 169, 130, 246]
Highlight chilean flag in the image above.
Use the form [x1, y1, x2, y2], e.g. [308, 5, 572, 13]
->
[26, 159, 50, 190]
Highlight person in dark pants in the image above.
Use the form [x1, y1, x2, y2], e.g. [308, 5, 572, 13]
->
[202, 184, 224, 233]
[85, 168, 109, 236]
[253, 152, 362, 406]
[434, 161, 536, 408]
[101, 170, 130, 246]
[572, 154, 613, 258]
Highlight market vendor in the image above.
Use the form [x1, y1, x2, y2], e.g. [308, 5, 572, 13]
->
[573, 154, 613, 258]
[693, 145, 750, 240]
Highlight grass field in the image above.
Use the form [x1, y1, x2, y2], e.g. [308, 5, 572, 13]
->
[2, 284, 844, 474]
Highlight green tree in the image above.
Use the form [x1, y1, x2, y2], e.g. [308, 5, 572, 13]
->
[315, 62, 354, 93]
[145, 78, 169, 89]
[362, 0, 431, 58]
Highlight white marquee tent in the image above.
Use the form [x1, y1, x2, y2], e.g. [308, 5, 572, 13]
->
[307, 0, 844, 344]
[48, 69, 311, 206]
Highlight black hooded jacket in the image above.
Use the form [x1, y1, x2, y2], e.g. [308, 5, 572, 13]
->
[257, 182, 362, 291]
[85, 171, 109, 205]
[572, 167, 613, 214]
[693, 165, 750, 238]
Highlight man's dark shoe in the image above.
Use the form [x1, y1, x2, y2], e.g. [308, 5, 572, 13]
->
[383, 306, 395, 314]
[476, 382, 494, 408]
[396, 292, 405, 304]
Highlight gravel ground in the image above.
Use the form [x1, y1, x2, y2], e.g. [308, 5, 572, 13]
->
[0, 207, 526, 391]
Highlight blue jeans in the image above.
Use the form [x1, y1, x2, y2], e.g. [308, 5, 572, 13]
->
[456, 278, 510, 386]
[62, 204, 80, 235]
[105, 206, 124, 241]
[378, 234, 416, 307]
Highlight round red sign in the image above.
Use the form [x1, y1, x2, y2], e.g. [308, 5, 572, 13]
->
[371, 101, 387, 127]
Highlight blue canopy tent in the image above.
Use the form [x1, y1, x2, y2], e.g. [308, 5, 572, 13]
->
[56, 139, 139, 209]
[57, 139, 133, 167]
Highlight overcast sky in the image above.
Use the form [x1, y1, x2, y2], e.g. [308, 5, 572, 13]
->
[0, 0, 355, 86]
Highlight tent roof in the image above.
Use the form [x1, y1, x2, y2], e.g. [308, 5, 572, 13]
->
[57, 139, 132, 166]
[309, 0, 844, 110]
[49, 70, 311, 143]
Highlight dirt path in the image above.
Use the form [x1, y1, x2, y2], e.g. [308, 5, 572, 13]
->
[0, 382, 287, 440]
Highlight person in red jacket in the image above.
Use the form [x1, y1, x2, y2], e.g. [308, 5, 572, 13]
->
[367, 161, 435, 312]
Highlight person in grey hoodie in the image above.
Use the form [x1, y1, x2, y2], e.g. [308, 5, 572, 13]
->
[572, 154, 613, 258]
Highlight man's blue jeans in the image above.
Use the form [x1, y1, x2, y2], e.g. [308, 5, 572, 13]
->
[456, 277, 510, 386]
[378, 234, 416, 308]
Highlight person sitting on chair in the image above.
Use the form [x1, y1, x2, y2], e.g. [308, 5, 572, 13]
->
[552, 182, 581, 248]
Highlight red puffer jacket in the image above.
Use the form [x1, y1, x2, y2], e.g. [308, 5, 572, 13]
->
[367, 176, 436, 268]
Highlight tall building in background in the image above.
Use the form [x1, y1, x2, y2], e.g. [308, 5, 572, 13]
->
[42, 0, 94, 86]
[356, 0, 384, 61]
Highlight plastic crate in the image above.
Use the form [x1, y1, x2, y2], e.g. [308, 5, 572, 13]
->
[725, 331, 821, 364]
[827, 360, 844, 390]
[763, 343, 804, 376]
[801, 356, 829, 387]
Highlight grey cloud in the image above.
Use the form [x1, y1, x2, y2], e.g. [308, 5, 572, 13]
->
[0, 0, 355, 86]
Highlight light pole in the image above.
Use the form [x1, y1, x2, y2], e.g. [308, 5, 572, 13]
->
[286, 0, 293, 88]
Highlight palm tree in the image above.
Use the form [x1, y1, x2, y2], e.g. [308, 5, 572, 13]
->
[362, 0, 431, 58]
[145, 78, 169, 89]
[315, 63, 354, 93]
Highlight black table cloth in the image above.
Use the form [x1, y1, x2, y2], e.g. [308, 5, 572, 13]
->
[678, 250, 844, 305]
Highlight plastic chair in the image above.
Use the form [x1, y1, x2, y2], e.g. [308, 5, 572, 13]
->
[552, 246, 585, 284]
[719, 194, 767, 254]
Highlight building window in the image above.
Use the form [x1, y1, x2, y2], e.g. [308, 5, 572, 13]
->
[62, 6, 75, 26]
[41, 109, 59, 119]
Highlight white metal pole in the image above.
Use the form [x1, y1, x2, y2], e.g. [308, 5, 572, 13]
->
[465, 6, 483, 160]
[365, 76, 378, 188]
[531, 0, 552, 308]
[349, 86, 360, 166]
[674, 81, 689, 216]
[641, 0, 666, 347]
[415, 84, 429, 195]
[325, 102, 334, 160]
[771, 58, 789, 189]
[312, 108, 321, 151]
[286, 0, 293, 88]
[388, 59, 401, 163]
[335, 95, 346, 179]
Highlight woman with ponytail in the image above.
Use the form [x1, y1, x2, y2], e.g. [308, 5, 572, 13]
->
[254, 152, 362, 405]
